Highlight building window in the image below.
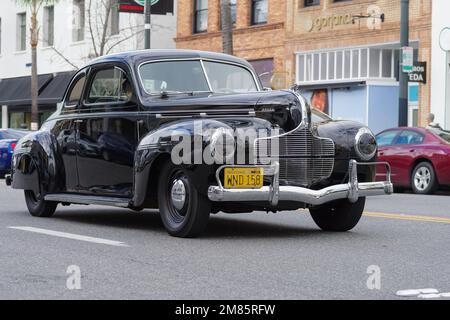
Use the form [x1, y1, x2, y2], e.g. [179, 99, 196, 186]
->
[305, 0, 320, 7]
[16, 13, 26, 51]
[43, 6, 54, 47]
[0, 18, 2, 55]
[72, 0, 85, 42]
[109, 3, 120, 36]
[252, 0, 268, 25]
[194, 0, 208, 33]
[296, 46, 403, 84]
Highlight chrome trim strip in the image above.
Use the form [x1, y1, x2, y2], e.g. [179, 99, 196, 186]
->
[208, 160, 393, 206]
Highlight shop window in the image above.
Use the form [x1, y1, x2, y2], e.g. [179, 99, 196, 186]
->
[328, 52, 335, 80]
[360, 49, 368, 77]
[335, 51, 342, 79]
[296, 46, 405, 84]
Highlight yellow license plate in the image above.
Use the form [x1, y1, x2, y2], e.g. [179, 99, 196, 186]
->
[224, 168, 264, 189]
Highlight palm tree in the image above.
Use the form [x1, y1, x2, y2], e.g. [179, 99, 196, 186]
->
[220, 0, 233, 55]
[16, 0, 59, 131]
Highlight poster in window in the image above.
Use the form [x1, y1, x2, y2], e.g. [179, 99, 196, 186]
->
[310, 89, 329, 115]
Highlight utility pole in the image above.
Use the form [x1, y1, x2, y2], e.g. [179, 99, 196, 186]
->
[399, 0, 410, 127]
[220, 0, 234, 55]
[144, 0, 151, 49]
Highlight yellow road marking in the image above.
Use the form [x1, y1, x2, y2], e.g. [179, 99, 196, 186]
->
[363, 212, 450, 224]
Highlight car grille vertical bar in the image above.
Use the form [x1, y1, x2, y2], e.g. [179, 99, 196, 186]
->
[256, 127, 335, 186]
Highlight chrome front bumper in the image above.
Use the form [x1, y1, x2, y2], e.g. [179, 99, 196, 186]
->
[207, 160, 393, 207]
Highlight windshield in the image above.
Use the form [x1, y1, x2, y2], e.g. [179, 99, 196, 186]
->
[139, 60, 259, 95]
[429, 127, 450, 143]
[0, 130, 27, 140]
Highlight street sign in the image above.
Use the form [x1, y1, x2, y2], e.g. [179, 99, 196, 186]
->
[402, 46, 414, 73]
[118, 0, 174, 15]
[408, 62, 427, 84]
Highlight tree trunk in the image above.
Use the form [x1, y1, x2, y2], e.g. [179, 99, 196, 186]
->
[220, 0, 233, 55]
[30, 0, 39, 131]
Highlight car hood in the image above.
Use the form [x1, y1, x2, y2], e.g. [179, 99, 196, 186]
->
[140, 90, 304, 131]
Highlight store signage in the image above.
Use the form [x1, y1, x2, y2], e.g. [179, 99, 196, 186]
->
[118, 0, 174, 15]
[402, 47, 414, 73]
[408, 62, 427, 84]
[307, 13, 353, 32]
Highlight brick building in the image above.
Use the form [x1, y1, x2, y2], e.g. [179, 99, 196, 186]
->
[175, 0, 432, 133]
[176, 0, 286, 88]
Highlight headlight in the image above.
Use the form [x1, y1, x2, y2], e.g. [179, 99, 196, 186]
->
[355, 127, 377, 160]
[210, 128, 236, 163]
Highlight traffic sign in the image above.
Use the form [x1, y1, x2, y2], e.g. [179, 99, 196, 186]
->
[402, 46, 414, 73]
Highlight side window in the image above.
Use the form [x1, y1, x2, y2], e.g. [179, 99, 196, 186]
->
[395, 131, 424, 145]
[87, 67, 132, 104]
[66, 75, 86, 106]
[376, 131, 399, 147]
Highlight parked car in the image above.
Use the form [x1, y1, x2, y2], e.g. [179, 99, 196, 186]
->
[376, 127, 450, 194]
[0, 129, 28, 177]
[6, 50, 392, 238]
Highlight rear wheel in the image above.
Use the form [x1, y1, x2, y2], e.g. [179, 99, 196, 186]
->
[157, 163, 211, 238]
[411, 162, 438, 195]
[309, 197, 366, 232]
[24, 190, 58, 217]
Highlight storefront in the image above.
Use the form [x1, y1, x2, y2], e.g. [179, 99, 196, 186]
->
[0, 71, 74, 129]
[294, 42, 421, 133]
[284, 0, 432, 132]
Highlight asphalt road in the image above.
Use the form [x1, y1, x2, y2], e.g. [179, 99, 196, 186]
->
[0, 182, 449, 300]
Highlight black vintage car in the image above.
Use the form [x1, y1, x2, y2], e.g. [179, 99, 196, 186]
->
[6, 50, 393, 238]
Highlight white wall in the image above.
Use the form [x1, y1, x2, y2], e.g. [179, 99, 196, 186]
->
[431, 0, 450, 129]
[0, 0, 176, 79]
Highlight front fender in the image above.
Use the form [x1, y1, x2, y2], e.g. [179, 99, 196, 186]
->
[12, 131, 64, 195]
[132, 118, 273, 207]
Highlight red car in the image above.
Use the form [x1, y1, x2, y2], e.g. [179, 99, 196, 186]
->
[375, 127, 450, 194]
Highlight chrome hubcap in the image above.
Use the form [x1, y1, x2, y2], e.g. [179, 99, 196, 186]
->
[414, 167, 431, 191]
[170, 179, 186, 211]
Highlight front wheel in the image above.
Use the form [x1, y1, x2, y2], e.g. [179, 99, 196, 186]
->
[24, 190, 58, 217]
[309, 197, 366, 232]
[157, 163, 211, 238]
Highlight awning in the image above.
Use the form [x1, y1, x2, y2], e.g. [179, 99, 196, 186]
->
[38, 71, 76, 104]
[294, 81, 366, 91]
[0, 71, 75, 106]
[0, 74, 53, 106]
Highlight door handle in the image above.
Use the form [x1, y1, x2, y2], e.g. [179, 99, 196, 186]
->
[74, 119, 83, 123]
[409, 149, 415, 153]
[379, 152, 384, 156]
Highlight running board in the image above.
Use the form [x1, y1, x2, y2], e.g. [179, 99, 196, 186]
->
[44, 194, 131, 208]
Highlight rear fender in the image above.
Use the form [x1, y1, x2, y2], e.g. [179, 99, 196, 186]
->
[12, 131, 64, 196]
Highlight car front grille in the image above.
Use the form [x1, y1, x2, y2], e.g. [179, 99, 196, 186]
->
[256, 127, 335, 186]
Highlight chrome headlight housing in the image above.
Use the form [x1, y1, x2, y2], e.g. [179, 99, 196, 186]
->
[354, 127, 377, 161]
[210, 128, 236, 163]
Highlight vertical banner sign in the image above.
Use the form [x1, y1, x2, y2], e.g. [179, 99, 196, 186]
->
[408, 62, 427, 84]
[402, 46, 414, 73]
[119, 0, 174, 15]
